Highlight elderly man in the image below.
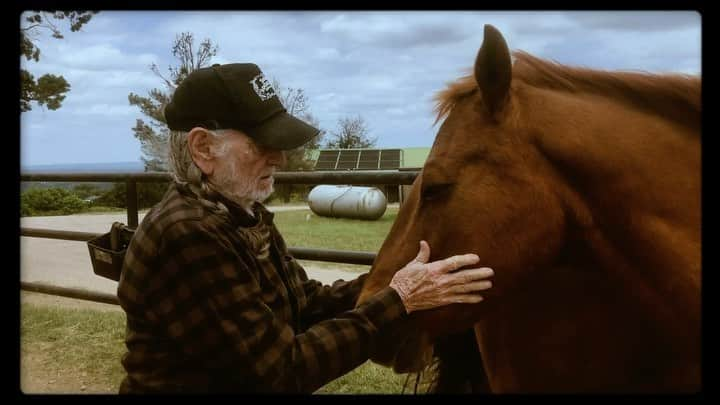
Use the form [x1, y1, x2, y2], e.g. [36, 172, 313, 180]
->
[116, 63, 495, 394]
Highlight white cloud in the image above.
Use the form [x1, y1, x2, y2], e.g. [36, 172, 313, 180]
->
[320, 12, 470, 49]
[567, 11, 700, 32]
[321, 13, 401, 39]
[386, 107, 408, 116]
[20, 11, 701, 165]
[315, 47, 341, 60]
[315, 93, 337, 102]
[68, 103, 137, 117]
[54, 44, 158, 71]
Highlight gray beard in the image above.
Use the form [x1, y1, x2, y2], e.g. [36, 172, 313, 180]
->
[212, 160, 274, 213]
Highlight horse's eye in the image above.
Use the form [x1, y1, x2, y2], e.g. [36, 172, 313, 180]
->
[421, 182, 454, 201]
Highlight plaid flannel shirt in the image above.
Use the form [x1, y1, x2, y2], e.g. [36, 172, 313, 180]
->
[116, 183, 406, 393]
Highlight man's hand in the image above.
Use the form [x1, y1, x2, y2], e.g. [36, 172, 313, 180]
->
[389, 241, 494, 314]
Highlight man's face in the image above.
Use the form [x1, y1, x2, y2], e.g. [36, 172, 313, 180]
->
[211, 129, 286, 205]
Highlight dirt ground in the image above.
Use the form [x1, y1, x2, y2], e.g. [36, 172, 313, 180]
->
[20, 345, 118, 394]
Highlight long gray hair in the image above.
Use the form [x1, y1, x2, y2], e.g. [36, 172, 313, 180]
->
[167, 128, 231, 186]
[167, 128, 233, 212]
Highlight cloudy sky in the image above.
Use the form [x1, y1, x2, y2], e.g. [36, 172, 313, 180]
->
[20, 10, 701, 167]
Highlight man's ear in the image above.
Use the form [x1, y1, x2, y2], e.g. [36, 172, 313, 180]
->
[187, 127, 217, 176]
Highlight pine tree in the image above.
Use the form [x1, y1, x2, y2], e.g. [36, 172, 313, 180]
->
[128, 32, 219, 172]
[20, 11, 98, 112]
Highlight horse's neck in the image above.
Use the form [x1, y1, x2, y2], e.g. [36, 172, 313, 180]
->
[530, 89, 700, 244]
[532, 93, 701, 326]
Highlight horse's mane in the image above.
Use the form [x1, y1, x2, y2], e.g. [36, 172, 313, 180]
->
[434, 51, 701, 129]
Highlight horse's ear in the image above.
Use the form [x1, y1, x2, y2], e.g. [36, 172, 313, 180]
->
[474, 24, 512, 119]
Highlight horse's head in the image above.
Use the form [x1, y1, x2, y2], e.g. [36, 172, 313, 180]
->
[357, 24, 700, 377]
[357, 25, 571, 372]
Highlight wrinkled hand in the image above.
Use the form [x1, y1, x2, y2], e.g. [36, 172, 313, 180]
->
[389, 241, 494, 314]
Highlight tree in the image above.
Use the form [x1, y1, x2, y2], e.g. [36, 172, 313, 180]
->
[301, 113, 325, 152]
[270, 80, 326, 202]
[129, 32, 219, 172]
[124, 32, 217, 209]
[94, 183, 170, 210]
[20, 11, 98, 112]
[325, 115, 377, 149]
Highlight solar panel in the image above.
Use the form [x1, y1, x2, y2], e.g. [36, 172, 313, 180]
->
[379, 149, 402, 170]
[314, 150, 340, 170]
[357, 150, 381, 169]
[336, 150, 360, 170]
[313, 149, 403, 171]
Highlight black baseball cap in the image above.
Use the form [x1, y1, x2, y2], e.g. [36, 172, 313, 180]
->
[164, 63, 319, 150]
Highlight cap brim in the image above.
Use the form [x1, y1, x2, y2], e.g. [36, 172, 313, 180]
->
[246, 112, 320, 151]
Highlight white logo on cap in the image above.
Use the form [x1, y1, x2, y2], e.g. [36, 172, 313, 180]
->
[249, 74, 277, 101]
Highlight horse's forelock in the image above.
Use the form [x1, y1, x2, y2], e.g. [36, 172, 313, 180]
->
[433, 73, 477, 126]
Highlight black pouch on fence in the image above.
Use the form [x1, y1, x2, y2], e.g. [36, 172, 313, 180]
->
[87, 222, 136, 282]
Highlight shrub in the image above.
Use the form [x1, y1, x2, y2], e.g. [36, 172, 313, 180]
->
[21, 187, 89, 215]
[94, 182, 170, 209]
[20, 199, 34, 216]
[72, 183, 104, 200]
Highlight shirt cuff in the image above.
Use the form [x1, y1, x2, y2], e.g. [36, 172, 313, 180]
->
[354, 286, 407, 330]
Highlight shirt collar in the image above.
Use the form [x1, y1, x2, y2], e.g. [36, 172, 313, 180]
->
[174, 182, 275, 227]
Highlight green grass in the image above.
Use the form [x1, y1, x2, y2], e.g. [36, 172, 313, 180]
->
[21, 303, 127, 391]
[273, 207, 398, 272]
[316, 361, 410, 394]
[273, 207, 398, 252]
[21, 302, 417, 394]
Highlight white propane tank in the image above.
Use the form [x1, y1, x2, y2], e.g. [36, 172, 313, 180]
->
[308, 185, 387, 220]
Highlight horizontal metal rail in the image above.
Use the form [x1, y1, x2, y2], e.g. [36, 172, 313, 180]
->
[20, 170, 419, 185]
[21, 228, 100, 242]
[289, 247, 375, 266]
[20, 172, 172, 183]
[22, 281, 120, 306]
[275, 170, 418, 185]
[20, 170, 412, 304]
[20, 228, 377, 265]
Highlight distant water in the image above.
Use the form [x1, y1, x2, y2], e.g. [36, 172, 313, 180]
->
[21, 161, 146, 173]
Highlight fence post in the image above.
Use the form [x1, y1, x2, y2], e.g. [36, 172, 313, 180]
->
[126, 180, 138, 228]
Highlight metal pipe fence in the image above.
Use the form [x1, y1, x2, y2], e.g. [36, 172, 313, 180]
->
[20, 170, 419, 305]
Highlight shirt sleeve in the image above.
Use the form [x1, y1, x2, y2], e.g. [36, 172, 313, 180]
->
[148, 219, 406, 393]
[289, 258, 369, 328]
[268, 223, 371, 328]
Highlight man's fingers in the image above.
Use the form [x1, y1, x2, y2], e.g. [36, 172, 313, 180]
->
[446, 294, 485, 304]
[448, 267, 494, 283]
[434, 254, 481, 273]
[449, 280, 493, 294]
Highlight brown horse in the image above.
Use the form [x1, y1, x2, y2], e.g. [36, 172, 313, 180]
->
[357, 24, 701, 393]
